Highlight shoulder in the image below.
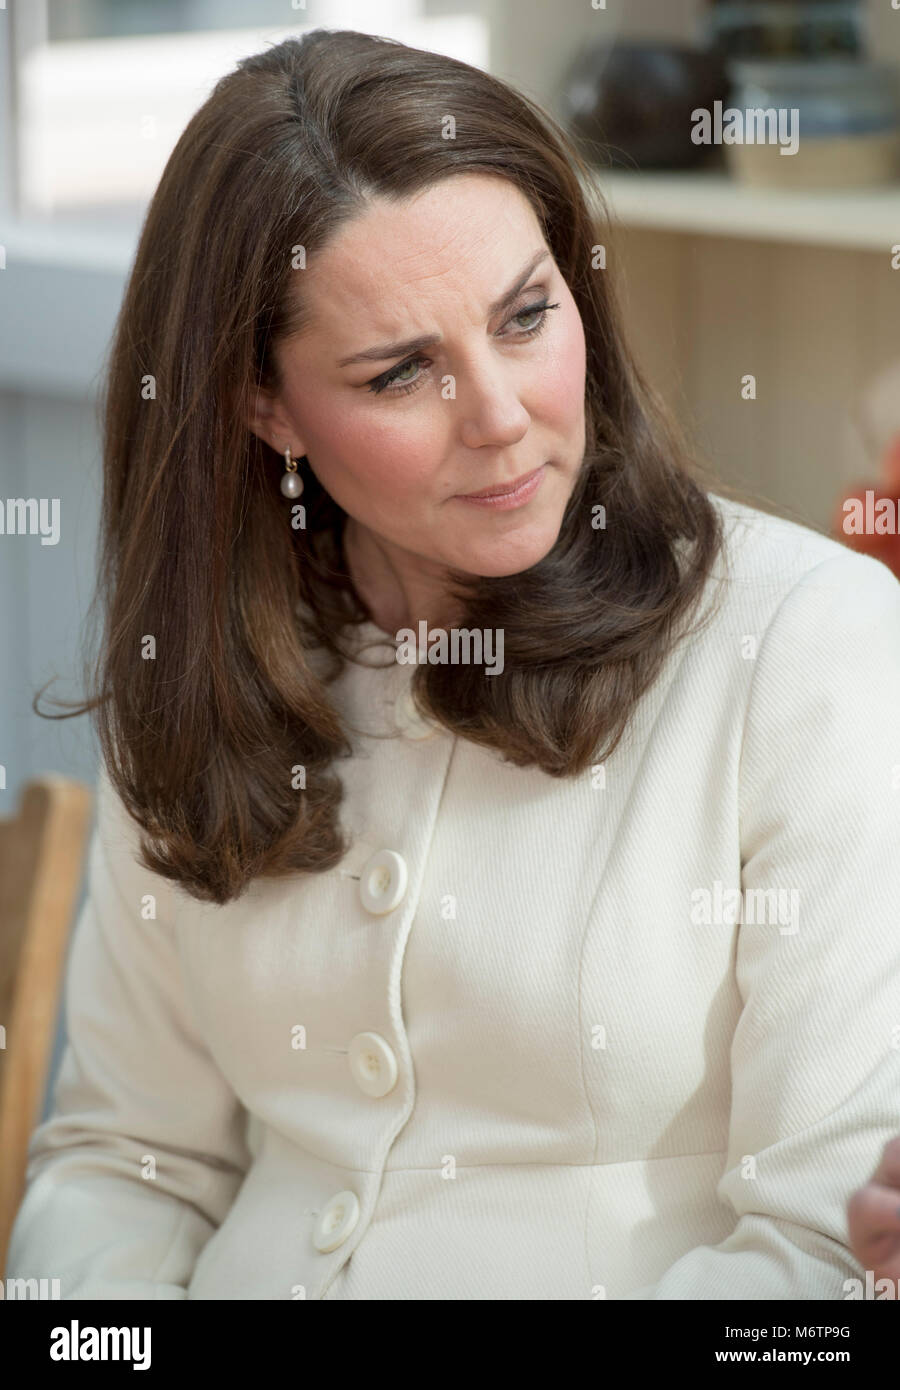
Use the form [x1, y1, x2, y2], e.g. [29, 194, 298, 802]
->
[702, 490, 900, 638]
[704, 495, 900, 795]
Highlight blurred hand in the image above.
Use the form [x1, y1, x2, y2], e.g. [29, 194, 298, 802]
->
[847, 1135, 900, 1287]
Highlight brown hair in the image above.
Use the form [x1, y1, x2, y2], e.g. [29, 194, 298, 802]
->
[38, 28, 730, 905]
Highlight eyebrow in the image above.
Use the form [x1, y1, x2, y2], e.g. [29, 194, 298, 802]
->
[336, 247, 552, 368]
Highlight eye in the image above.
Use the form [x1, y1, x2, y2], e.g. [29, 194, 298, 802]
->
[367, 355, 428, 397]
[506, 300, 560, 335]
[365, 298, 561, 397]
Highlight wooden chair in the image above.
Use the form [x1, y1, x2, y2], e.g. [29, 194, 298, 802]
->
[0, 775, 93, 1277]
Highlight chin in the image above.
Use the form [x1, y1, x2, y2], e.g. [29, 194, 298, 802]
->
[451, 516, 563, 579]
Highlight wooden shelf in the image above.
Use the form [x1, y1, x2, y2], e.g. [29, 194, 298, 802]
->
[588, 168, 900, 252]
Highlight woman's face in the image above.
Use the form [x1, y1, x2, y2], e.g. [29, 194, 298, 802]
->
[252, 172, 587, 589]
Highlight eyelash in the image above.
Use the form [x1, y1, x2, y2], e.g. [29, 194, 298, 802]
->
[366, 300, 561, 397]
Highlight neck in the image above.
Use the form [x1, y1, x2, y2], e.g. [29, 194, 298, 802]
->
[342, 516, 460, 636]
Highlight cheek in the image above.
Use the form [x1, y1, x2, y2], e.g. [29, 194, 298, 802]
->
[300, 392, 439, 500]
[538, 303, 586, 429]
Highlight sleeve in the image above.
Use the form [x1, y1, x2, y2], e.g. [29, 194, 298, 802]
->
[4, 763, 252, 1299]
[621, 547, 900, 1300]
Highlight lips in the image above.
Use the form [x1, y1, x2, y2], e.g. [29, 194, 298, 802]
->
[458, 466, 544, 499]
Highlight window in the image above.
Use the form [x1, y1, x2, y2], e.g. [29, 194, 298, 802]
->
[8, 0, 490, 226]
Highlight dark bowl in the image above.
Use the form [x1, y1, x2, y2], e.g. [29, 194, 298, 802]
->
[560, 40, 732, 170]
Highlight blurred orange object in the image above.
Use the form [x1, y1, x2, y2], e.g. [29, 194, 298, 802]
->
[833, 434, 900, 580]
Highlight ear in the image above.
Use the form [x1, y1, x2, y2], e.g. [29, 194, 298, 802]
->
[246, 385, 306, 458]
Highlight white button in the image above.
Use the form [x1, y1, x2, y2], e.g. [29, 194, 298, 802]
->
[394, 687, 439, 740]
[359, 849, 408, 914]
[348, 1031, 398, 1097]
[312, 1190, 360, 1253]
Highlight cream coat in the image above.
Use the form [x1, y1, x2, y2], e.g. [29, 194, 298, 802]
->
[7, 493, 900, 1300]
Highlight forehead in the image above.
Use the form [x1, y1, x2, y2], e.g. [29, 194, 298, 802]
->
[299, 174, 548, 330]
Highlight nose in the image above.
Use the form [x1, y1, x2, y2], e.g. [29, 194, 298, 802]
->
[455, 354, 531, 452]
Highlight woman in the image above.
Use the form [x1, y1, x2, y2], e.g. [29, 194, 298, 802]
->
[8, 29, 900, 1300]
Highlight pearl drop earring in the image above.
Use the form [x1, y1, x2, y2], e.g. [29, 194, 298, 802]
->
[280, 446, 304, 499]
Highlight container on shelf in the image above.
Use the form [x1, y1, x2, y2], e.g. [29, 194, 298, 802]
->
[703, 1, 864, 62]
[724, 59, 900, 189]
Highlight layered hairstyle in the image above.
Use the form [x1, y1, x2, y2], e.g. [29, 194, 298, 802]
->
[41, 28, 729, 905]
